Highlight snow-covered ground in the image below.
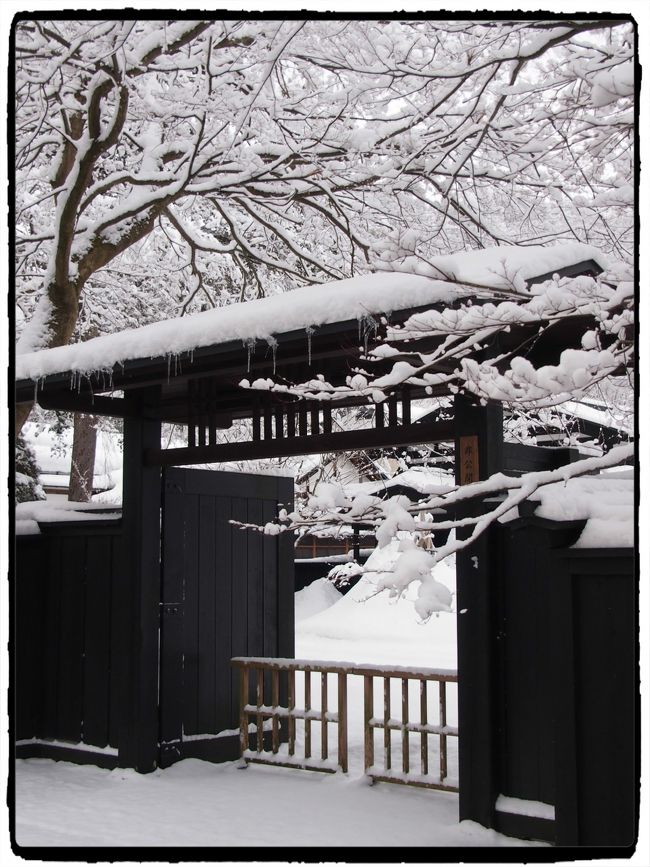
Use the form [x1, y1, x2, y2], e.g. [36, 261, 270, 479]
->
[14, 757, 535, 850]
[12, 552, 549, 851]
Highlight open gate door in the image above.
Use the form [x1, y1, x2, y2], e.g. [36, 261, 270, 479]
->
[159, 467, 294, 767]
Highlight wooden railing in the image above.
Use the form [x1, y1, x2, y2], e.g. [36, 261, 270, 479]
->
[362, 667, 458, 791]
[231, 657, 458, 792]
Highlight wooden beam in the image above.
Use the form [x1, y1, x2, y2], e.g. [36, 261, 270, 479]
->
[453, 394, 503, 829]
[118, 387, 162, 772]
[36, 391, 138, 418]
[144, 419, 455, 467]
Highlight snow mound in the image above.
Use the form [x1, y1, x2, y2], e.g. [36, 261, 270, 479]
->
[297, 541, 456, 645]
[295, 578, 343, 622]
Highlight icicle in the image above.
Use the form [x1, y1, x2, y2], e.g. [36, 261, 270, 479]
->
[244, 338, 257, 373]
[167, 353, 172, 382]
[306, 326, 315, 366]
[358, 313, 378, 356]
[267, 337, 278, 374]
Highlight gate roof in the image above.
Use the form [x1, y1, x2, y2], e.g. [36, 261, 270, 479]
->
[15, 244, 608, 464]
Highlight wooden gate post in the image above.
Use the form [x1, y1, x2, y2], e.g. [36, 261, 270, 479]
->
[118, 386, 162, 772]
[453, 393, 503, 828]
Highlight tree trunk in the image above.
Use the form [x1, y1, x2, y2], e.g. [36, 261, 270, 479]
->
[68, 413, 98, 502]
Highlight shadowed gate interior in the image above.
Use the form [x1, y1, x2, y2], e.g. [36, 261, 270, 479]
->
[158, 468, 294, 768]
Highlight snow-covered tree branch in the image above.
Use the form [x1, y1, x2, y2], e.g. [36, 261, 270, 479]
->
[234, 442, 633, 620]
[15, 17, 634, 437]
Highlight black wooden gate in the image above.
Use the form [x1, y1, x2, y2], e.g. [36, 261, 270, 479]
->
[158, 467, 294, 768]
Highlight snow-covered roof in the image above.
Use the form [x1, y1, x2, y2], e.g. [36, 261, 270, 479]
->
[16, 243, 606, 383]
[561, 400, 633, 435]
[364, 468, 453, 498]
[381, 241, 607, 289]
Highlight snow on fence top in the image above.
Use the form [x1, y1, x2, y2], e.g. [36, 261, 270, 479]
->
[16, 243, 607, 382]
[15, 499, 121, 536]
[501, 472, 634, 548]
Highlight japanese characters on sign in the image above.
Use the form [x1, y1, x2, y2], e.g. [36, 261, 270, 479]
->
[459, 435, 479, 485]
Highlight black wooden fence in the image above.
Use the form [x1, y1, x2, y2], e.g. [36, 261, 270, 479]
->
[461, 512, 637, 848]
[15, 517, 125, 768]
[14, 468, 295, 771]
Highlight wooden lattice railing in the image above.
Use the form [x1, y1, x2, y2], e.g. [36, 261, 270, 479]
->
[231, 657, 458, 792]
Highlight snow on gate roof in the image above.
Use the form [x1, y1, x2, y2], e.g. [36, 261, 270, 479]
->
[15, 242, 607, 383]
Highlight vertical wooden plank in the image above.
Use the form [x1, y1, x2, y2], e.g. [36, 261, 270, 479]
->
[401, 678, 409, 775]
[364, 675, 374, 773]
[215, 496, 233, 734]
[550, 553, 580, 845]
[261, 498, 278, 660]
[208, 378, 218, 447]
[197, 379, 206, 447]
[322, 404, 332, 434]
[57, 535, 86, 742]
[288, 670, 296, 756]
[375, 402, 384, 428]
[321, 673, 328, 760]
[256, 667, 264, 752]
[286, 404, 296, 438]
[158, 471, 185, 764]
[263, 397, 273, 441]
[41, 535, 62, 738]
[440, 680, 448, 783]
[271, 669, 280, 753]
[82, 534, 112, 747]
[401, 385, 411, 425]
[239, 665, 249, 755]
[298, 403, 308, 437]
[14, 536, 46, 739]
[252, 396, 261, 442]
[310, 403, 320, 435]
[247, 498, 264, 658]
[388, 393, 398, 428]
[420, 679, 428, 777]
[108, 532, 126, 750]
[305, 671, 312, 759]
[197, 495, 217, 734]
[338, 673, 348, 772]
[230, 496, 248, 712]
[276, 476, 295, 711]
[384, 677, 391, 771]
[187, 379, 196, 448]
[182, 493, 200, 736]
[274, 408, 284, 439]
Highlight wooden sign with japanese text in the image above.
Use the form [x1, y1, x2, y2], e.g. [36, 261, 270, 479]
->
[459, 435, 479, 485]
